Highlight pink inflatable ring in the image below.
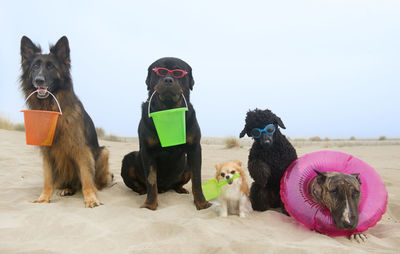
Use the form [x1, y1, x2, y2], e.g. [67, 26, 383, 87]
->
[280, 150, 388, 236]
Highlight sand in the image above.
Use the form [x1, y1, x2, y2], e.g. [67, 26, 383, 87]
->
[0, 129, 399, 253]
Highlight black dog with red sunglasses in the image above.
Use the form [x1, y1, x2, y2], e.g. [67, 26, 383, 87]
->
[121, 57, 211, 210]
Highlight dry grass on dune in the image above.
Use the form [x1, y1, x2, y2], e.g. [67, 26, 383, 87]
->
[0, 116, 122, 142]
[309, 136, 322, 141]
[1, 115, 397, 146]
[0, 117, 14, 130]
[0, 114, 25, 132]
[96, 126, 124, 142]
[223, 136, 241, 149]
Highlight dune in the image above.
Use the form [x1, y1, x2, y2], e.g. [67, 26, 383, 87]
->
[0, 129, 399, 253]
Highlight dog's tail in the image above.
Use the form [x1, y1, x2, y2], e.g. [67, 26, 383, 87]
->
[95, 146, 113, 190]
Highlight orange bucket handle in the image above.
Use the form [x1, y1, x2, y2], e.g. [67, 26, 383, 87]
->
[147, 91, 187, 117]
[22, 90, 62, 114]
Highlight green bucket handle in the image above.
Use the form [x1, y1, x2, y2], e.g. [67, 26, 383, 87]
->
[147, 91, 188, 118]
[22, 90, 63, 114]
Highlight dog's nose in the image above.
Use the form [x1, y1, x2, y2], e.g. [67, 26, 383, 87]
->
[226, 175, 230, 180]
[163, 76, 174, 86]
[34, 76, 45, 85]
[262, 133, 273, 146]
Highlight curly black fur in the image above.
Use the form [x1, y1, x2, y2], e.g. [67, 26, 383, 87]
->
[240, 109, 297, 212]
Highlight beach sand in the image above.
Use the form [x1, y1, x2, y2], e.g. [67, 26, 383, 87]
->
[0, 129, 399, 253]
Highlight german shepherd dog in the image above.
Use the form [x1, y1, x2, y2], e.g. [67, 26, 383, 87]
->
[20, 36, 113, 208]
[121, 57, 211, 210]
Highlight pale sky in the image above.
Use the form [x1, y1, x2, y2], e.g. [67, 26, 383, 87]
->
[1, 0, 399, 138]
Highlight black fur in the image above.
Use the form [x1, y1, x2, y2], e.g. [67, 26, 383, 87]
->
[121, 57, 211, 210]
[240, 108, 297, 211]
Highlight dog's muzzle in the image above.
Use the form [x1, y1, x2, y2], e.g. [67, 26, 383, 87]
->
[261, 133, 273, 146]
[226, 175, 234, 185]
[33, 76, 49, 99]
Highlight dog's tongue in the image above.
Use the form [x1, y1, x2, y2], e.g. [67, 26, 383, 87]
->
[228, 180, 233, 185]
[37, 86, 48, 96]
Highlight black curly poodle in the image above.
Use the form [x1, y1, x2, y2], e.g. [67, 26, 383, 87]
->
[239, 108, 297, 212]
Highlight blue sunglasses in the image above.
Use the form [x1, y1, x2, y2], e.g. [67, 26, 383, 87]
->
[251, 124, 276, 139]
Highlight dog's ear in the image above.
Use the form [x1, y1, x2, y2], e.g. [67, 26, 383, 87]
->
[351, 173, 361, 185]
[188, 70, 195, 90]
[239, 127, 247, 138]
[274, 114, 286, 129]
[314, 169, 327, 184]
[20, 36, 41, 63]
[50, 36, 70, 66]
[145, 66, 153, 91]
[234, 160, 242, 167]
[215, 163, 222, 178]
[183, 63, 195, 90]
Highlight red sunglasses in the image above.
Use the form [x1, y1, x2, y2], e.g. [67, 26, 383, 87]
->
[152, 67, 188, 78]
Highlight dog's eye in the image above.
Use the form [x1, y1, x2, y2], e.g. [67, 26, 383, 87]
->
[329, 189, 337, 195]
[32, 61, 41, 70]
[231, 170, 235, 174]
[158, 68, 168, 75]
[353, 190, 360, 197]
[251, 129, 261, 138]
[221, 173, 225, 177]
[266, 125, 275, 134]
[46, 62, 54, 69]
[172, 70, 184, 78]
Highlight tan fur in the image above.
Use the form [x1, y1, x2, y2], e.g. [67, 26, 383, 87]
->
[141, 166, 158, 210]
[146, 137, 159, 147]
[147, 166, 157, 185]
[33, 157, 54, 203]
[20, 36, 112, 208]
[29, 90, 111, 207]
[95, 148, 111, 189]
[186, 135, 194, 144]
[215, 160, 249, 196]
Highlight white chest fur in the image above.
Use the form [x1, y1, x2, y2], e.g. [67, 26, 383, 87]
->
[218, 178, 250, 217]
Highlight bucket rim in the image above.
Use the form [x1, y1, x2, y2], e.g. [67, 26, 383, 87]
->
[20, 109, 62, 115]
[149, 107, 188, 118]
[147, 91, 188, 117]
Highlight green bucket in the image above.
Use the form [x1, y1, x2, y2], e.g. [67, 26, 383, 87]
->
[148, 92, 188, 147]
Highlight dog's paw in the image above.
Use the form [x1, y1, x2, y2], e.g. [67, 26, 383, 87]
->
[33, 193, 51, 203]
[33, 198, 50, 203]
[195, 200, 212, 210]
[349, 233, 367, 243]
[60, 188, 75, 196]
[239, 212, 246, 218]
[141, 202, 158, 210]
[85, 197, 103, 208]
[85, 200, 103, 208]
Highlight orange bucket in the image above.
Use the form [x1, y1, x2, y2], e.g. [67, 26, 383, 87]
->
[21, 91, 62, 146]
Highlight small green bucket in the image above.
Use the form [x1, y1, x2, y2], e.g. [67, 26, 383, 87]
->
[148, 92, 188, 147]
[202, 173, 240, 201]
